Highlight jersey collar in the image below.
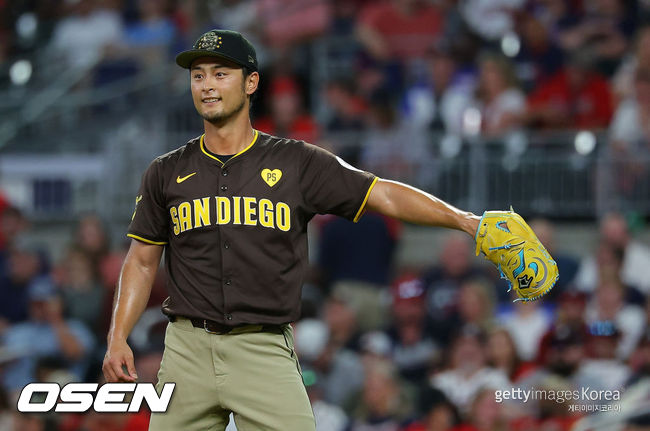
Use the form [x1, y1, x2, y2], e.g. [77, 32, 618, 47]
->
[200, 130, 259, 166]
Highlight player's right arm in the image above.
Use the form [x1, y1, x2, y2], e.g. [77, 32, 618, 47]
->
[103, 239, 163, 382]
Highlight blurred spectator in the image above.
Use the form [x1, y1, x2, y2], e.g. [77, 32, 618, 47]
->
[460, 0, 525, 42]
[514, 13, 566, 92]
[323, 293, 361, 350]
[301, 366, 350, 431]
[71, 213, 112, 282]
[356, 0, 444, 63]
[58, 247, 107, 338]
[323, 78, 366, 132]
[349, 358, 415, 430]
[577, 243, 646, 306]
[421, 233, 488, 346]
[537, 291, 588, 365]
[0, 206, 28, 252]
[386, 275, 439, 383]
[584, 277, 646, 360]
[607, 66, 650, 204]
[451, 388, 510, 431]
[610, 66, 650, 151]
[359, 88, 432, 184]
[539, 323, 587, 381]
[529, 0, 582, 43]
[0, 237, 48, 325]
[456, 279, 498, 337]
[255, 76, 320, 143]
[98, 239, 129, 292]
[528, 218, 579, 294]
[575, 212, 650, 294]
[121, 0, 178, 66]
[318, 212, 400, 289]
[627, 326, 650, 387]
[430, 326, 509, 413]
[575, 321, 631, 392]
[486, 327, 537, 384]
[2, 278, 95, 392]
[207, 1, 268, 66]
[403, 388, 460, 431]
[557, 0, 634, 76]
[472, 53, 525, 138]
[295, 315, 365, 406]
[318, 208, 400, 332]
[49, 0, 124, 69]
[612, 25, 650, 101]
[498, 301, 552, 361]
[259, 0, 330, 48]
[525, 51, 614, 130]
[400, 42, 474, 133]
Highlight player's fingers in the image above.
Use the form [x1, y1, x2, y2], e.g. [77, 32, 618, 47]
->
[110, 357, 135, 382]
[125, 357, 138, 381]
[102, 360, 118, 383]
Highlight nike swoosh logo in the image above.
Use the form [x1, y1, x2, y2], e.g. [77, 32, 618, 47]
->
[176, 172, 197, 183]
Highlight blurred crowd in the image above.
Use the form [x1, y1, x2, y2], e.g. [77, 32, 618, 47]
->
[2, 1, 650, 173]
[1, 0, 650, 430]
[0, 204, 649, 431]
[2, 0, 650, 202]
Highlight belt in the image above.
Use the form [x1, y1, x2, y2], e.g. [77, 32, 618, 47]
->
[170, 315, 284, 335]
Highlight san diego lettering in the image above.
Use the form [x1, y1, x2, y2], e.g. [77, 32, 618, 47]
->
[170, 196, 291, 234]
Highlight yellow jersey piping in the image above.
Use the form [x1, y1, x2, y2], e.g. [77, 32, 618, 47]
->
[353, 177, 379, 223]
[200, 130, 259, 166]
[127, 233, 167, 245]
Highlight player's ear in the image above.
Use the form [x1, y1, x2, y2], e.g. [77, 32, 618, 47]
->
[245, 71, 259, 96]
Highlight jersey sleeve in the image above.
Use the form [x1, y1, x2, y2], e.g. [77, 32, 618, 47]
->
[127, 159, 168, 245]
[300, 144, 378, 222]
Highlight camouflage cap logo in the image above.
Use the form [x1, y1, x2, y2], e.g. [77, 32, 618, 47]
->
[196, 33, 223, 50]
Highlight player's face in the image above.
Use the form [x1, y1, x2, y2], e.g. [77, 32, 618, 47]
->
[190, 58, 251, 124]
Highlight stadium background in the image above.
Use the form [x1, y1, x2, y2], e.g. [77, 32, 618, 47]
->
[1, 0, 650, 430]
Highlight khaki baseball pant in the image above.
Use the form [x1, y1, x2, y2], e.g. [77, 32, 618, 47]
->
[148, 317, 315, 431]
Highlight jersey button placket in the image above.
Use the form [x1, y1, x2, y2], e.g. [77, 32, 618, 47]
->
[219, 164, 231, 323]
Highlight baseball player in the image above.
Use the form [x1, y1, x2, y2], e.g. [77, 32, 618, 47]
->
[103, 30, 558, 430]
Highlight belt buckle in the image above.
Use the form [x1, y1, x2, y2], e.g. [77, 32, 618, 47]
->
[203, 319, 220, 334]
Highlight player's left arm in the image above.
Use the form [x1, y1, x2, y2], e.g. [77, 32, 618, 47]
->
[365, 178, 559, 301]
[366, 178, 480, 236]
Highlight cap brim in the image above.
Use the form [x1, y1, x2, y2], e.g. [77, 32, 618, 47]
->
[175, 49, 249, 69]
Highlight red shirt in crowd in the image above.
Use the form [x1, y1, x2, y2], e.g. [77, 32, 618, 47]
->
[359, 1, 443, 60]
[527, 69, 613, 130]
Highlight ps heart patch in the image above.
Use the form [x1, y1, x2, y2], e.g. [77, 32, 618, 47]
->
[261, 169, 282, 187]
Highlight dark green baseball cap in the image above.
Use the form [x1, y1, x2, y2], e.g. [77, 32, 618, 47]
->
[176, 29, 258, 71]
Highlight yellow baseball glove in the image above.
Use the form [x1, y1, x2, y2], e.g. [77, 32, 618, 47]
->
[475, 209, 559, 302]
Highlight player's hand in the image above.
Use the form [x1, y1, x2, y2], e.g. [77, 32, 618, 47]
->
[103, 340, 138, 382]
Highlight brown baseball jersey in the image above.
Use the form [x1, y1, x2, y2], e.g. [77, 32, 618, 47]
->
[128, 130, 377, 325]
